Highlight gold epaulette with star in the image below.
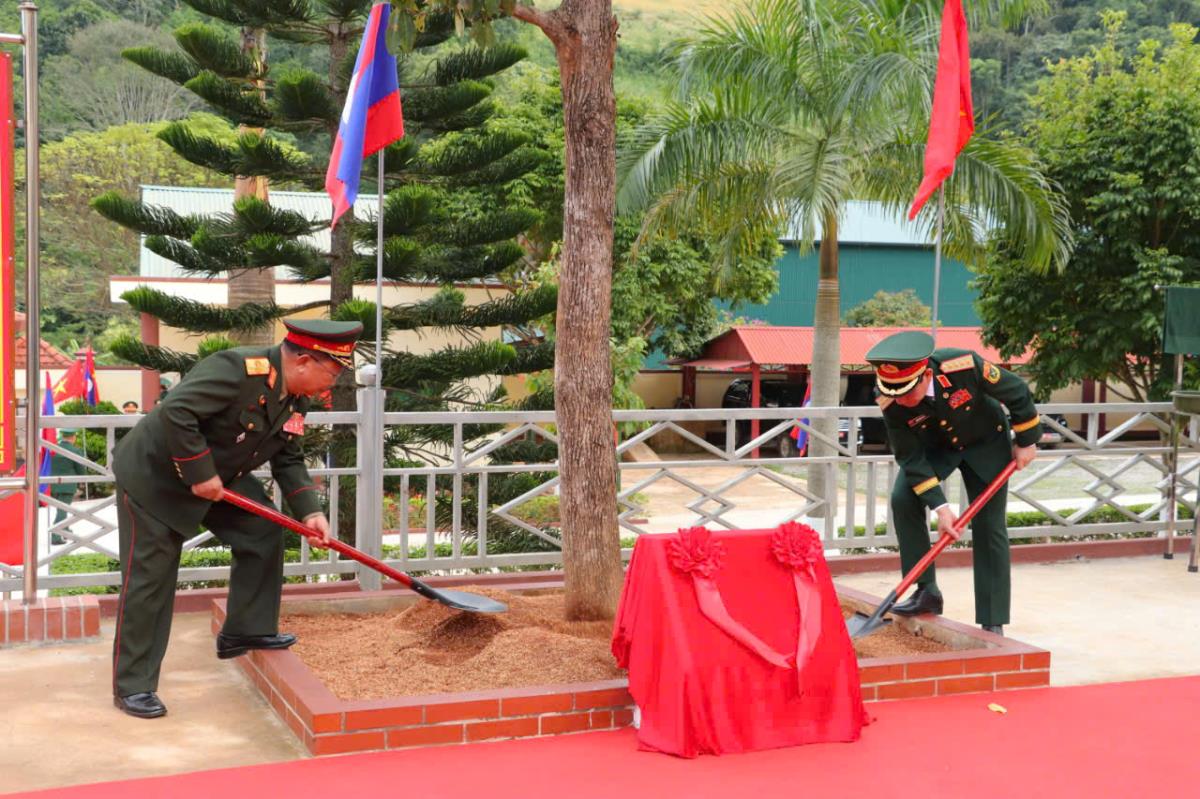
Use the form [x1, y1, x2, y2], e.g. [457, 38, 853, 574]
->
[939, 354, 974, 373]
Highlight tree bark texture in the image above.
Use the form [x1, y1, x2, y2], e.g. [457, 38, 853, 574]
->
[807, 211, 841, 521]
[517, 0, 623, 621]
[229, 27, 275, 348]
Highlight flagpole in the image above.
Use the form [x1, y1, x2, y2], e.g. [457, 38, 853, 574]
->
[930, 185, 945, 346]
[375, 150, 385, 526]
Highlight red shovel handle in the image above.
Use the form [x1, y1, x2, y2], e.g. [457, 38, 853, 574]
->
[221, 487, 416, 590]
[893, 460, 1018, 598]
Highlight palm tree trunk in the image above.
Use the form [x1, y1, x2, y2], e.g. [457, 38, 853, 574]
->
[229, 27, 273, 348]
[515, 0, 623, 621]
[807, 210, 840, 523]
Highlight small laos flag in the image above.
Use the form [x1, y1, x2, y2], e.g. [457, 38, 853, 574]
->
[325, 2, 406, 229]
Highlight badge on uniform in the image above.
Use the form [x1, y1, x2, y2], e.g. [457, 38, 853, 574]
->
[245, 357, 270, 376]
[236, 432, 246, 444]
[949, 389, 973, 409]
[283, 412, 305, 435]
[936, 374, 952, 389]
[907, 414, 928, 427]
[983, 361, 1002, 384]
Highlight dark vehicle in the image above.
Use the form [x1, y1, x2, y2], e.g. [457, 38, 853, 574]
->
[1038, 413, 1069, 448]
[720, 376, 889, 456]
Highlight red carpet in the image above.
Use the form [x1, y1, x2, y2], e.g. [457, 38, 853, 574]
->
[10, 676, 1200, 799]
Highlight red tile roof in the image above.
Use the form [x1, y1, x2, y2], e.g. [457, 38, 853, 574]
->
[13, 312, 77, 369]
[682, 326, 1031, 369]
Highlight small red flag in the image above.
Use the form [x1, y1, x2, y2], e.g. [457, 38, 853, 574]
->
[908, 0, 974, 220]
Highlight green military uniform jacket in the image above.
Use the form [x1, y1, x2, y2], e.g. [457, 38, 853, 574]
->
[112, 345, 323, 532]
[49, 439, 86, 500]
[878, 349, 1041, 510]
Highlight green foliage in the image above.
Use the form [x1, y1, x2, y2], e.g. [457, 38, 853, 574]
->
[976, 16, 1200, 401]
[844, 289, 933, 328]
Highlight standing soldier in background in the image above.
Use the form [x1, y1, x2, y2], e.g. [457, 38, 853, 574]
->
[49, 429, 87, 545]
[866, 331, 1041, 637]
[110, 320, 361, 719]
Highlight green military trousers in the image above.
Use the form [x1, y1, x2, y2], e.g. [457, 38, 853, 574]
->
[112, 476, 286, 697]
[889, 431, 1013, 626]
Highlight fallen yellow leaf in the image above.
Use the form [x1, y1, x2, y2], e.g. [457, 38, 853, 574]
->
[988, 703, 1007, 714]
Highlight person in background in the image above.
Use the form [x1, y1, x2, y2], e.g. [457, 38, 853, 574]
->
[122, 401, 139, 414]
[49, 429, 87, 545]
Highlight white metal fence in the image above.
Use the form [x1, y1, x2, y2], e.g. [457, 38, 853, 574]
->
[1, 396, 1196, 595]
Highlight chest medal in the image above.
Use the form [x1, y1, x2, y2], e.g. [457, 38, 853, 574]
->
[283, 412, 305, 436]
[949, 389, 973, 409]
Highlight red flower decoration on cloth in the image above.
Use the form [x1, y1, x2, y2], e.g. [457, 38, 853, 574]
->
[667, 526, 726, 579]
[771, 521, 824, 575]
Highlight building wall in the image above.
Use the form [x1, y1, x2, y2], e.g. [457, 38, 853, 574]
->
[725, 243, 979, 327]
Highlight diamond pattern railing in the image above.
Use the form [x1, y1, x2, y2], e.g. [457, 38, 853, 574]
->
[1, 400, 1196, 594]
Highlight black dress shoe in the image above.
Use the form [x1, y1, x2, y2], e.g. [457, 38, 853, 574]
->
[891, 586, 944, 616]
[216, 632, 297, 660]
[114, 692, 167, 719]
[982, 624, 1004, 636]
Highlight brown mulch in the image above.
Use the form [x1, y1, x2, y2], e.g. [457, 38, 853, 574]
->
[284, 588, 954, 701]
[842, 608, 953, 659]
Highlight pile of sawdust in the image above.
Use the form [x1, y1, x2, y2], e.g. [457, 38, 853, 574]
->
[284, 588, 622, 700]
[283, 589, 955, 701]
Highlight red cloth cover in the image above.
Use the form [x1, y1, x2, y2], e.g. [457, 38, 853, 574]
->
[612, 525, 867, 757]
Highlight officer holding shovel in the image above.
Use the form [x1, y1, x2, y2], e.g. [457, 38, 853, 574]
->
[866, 331, 1041, 636]
[110, 319, 361, 719]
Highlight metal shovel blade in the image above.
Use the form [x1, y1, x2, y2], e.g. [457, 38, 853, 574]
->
[409, 579, 508, 614]
[846, 610, 893, 639]
[845, 589, 898, 639]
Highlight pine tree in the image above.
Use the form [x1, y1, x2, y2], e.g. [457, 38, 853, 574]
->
[91, 0, 556, 544]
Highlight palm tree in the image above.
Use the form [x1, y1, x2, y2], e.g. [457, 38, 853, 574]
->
[618, 0, 1071, 519]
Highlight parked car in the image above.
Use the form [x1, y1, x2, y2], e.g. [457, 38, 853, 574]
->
[1037, 413, 1069, 448]
[720, 378, 879, 455]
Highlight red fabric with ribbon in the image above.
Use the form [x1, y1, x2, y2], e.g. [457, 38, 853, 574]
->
[613, 527, 867, 757]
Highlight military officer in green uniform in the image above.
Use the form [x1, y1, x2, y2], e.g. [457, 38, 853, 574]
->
[110, 319, 361, 719]
[865, 331, 1041, 636]
[49, 429, 87, 545]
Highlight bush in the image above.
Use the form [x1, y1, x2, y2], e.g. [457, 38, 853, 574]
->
[50, 548, 309, 595]
[835, 502, 1194, 550]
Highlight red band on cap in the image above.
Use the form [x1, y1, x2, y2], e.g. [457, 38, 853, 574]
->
[876, 359, 928, 383]
[285, 330, 355, 357]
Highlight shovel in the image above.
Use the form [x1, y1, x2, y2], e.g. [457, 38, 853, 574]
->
[846, 460, 1017, 639]
[222, 488, 507, 614]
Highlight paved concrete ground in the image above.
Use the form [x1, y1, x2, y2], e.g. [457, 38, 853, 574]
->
[1, 555, 1197, 793]
[837, 555, 1200, 686]
[0, 613, 305, 794]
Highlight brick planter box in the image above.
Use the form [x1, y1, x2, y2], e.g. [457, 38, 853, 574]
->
[214, 579, 1049, 756]
[2, 596, 101, 646]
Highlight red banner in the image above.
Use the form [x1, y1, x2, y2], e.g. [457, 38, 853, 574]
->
[0, 53, 14, 473]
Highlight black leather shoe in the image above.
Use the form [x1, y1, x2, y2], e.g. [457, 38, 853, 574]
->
[891, 586, 944, 616]
[982, 624, 1004, 636]
[216, 632, 297, 660]
[114, 692, 167, 719]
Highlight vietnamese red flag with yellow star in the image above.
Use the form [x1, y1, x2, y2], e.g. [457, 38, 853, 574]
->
[908, 0, 974, 220]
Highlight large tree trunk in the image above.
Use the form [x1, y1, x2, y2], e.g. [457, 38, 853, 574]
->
[807, 211, 841, 525]
[229, 27, 274, 348]
[516, 0, 623, 621]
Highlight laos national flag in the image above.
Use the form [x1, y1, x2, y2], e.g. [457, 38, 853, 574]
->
[325, 3, 405, 229]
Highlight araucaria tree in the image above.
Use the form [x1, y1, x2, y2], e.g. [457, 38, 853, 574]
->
[92, 0, 554, 541]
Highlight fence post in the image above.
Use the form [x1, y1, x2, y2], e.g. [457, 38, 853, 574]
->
[354, 385, 382, 591]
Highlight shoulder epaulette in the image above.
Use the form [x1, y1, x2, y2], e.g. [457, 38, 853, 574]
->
[939, 354, 974, 373]
[244, 357, 270, 376]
